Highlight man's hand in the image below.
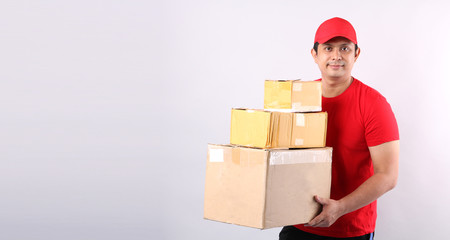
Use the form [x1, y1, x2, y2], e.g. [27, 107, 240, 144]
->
[305, 141, 400, 228]
[304, 195, 345, 228]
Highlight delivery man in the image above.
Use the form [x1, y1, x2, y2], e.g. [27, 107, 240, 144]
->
[279, 17, 400, 240]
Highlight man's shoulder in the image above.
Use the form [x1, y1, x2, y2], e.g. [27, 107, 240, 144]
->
[353, 78, 386, 100]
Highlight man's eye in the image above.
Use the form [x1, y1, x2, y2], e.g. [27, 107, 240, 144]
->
[342, 47, 349, 51]
[325, 47, 332, 51]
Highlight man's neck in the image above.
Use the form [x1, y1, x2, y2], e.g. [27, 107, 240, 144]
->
[321, 76, 353, 98]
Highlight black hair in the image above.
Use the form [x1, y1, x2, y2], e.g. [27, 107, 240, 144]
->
[313, 42, 359, 55]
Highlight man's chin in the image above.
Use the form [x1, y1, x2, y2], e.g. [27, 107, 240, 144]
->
[322, 74, 351, 81]
[326, 73, 346, 79]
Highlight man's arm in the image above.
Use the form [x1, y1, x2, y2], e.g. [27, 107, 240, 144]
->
[305, 140, 400, 227]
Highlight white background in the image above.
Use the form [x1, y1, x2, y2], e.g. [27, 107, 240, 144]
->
[1, 0, 449, 239]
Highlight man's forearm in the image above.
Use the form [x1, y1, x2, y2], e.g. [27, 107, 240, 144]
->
[339, 140, 399, 217]
[306, 140, 399, 227]
[338, 171, 397, 216]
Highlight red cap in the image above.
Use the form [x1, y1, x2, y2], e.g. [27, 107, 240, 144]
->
[314, 17, 357, 44]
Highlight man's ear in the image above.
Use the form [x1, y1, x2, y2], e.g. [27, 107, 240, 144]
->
[311, 48, 318, 64]
[354, 47, 361, 61]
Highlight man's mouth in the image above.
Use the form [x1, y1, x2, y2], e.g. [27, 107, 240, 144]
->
[327, 63, 344, 69]
[328, 64, 343, 68]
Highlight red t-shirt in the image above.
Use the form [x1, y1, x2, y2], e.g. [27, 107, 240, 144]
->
[295, 78, 399, 238]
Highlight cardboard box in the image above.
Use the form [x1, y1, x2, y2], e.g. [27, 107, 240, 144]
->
[230, 108, 327, 149]
[264, 80, 322, 112]
[204, 144, 332, 229]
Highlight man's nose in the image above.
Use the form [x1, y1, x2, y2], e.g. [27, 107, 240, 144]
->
[332, 49, 342, 60]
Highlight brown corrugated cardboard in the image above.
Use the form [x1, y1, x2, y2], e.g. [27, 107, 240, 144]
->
[264, 80, 322, 112]
[204, 144, 332, 229]
[230, 108, 327, 149]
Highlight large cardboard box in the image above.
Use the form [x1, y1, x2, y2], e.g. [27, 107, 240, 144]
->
[204, 144, 332, 229]
[230, 108, 327, 149]
[264, 80, 322, 112]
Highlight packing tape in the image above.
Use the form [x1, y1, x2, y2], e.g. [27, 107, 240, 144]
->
[296, 113, 305, 126]
[269, 148, 332, 165]
[209, 149, 224, 162]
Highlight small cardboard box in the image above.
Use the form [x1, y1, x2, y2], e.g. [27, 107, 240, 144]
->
[204, 144, 332, 229]
[264, 80, 322, 112]
[230, 108, 327, 149]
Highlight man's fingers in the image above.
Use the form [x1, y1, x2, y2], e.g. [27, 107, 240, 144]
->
[306, 196, 334, 227]
[306, 196, 338, 227]
[305, 213, 323, 227]
[305, 216, 331, 228]
[314, 195, 327, 205]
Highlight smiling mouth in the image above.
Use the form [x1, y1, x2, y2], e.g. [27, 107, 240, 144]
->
[328, 64, 344, 69]
[327, 61, 345, 68]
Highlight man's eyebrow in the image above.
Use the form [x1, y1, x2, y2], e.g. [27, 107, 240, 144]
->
[322, 43, 352, 46]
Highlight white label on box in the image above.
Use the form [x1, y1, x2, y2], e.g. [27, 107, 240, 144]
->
[295, 138, 304, 146]
[209, 149, 224, 162]
[292, 102, 302, 110]
[293, 82, 302, 91]
[296, 113, 305, 127]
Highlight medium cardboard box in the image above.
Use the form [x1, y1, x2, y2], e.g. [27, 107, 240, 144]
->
[264, 80, 322, 112]
[230, 108, 327, 149]
[204, 144, 332, 229]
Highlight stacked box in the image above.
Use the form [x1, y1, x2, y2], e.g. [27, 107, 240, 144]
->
[204, 144, 332, 229]
[230, 80, 326, 149]
[204, 79, 331, 229]
[230, 109, 327, 148]
[264, 80, 322, 112]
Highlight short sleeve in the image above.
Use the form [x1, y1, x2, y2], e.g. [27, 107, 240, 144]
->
[364, 95, 400, 147]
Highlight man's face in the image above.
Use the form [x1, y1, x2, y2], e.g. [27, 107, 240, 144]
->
[311, 37, 360, 80]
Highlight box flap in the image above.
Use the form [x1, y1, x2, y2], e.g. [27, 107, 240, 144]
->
[271, 111, 292, 148]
